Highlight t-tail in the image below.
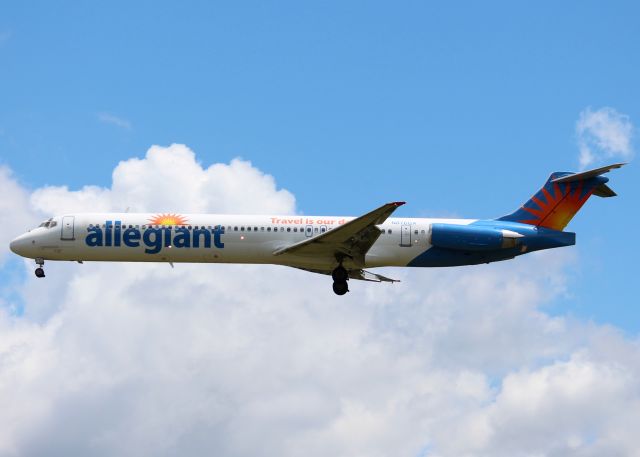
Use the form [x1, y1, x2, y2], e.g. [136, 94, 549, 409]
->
[498, 163, 626, 231]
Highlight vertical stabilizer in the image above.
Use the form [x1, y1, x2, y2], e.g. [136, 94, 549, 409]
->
[497, 163, 625, 231]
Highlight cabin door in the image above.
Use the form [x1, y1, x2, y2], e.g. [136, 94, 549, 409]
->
[400, 225, 411, 247]
[61, 216, 75, 240]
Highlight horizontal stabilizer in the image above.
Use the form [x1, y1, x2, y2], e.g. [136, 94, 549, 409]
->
[592, 183, 617, 198]
[551, 163, 626, 184]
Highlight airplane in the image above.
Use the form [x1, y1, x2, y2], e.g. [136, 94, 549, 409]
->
[10, 163, 625, 295]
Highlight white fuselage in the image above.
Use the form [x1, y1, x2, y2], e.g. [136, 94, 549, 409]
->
[10, 213, 474, 271]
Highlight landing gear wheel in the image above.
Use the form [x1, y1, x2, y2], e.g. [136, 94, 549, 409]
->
[332, 281, 348, 295]
[34, 258, 45, 278]
[332, 266, 348, 282]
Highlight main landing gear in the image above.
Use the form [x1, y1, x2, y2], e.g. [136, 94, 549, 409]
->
[332, 266, 349, 295]
[34, 258, 45, 278]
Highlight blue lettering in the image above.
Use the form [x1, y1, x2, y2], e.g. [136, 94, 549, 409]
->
[114, 221, 122, 247]
[193, 228, 211, 248]
[85, 221, 226, 253]
[174, 228, 190, 248]
[105, 221, 113, 246]
[143, 228, 163, 254]
[213, 227, 224, 248]
[123, 228, 141, 247]
[163, 227, 172, 247]
[86, 226, 103, 246]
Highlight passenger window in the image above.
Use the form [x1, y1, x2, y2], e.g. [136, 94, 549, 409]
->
[314, 228, 318, 233]
[234, 227, 238, 231]
[267, 227, 271, 232]
[414, 230, 418, 235]
[389, 229, 392, 234]
[287, 227, 291, 232]
[247, 227, 251, 231]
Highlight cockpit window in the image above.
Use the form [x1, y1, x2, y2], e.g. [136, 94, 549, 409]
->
[38, 218, 57, 229]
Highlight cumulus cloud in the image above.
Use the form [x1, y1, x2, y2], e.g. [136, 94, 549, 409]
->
[576, 107, 634, 169]
[0, 167, 40, 263]
[30, 144, 296, 215]
[1, 145, 639, 456]
[97, 112, 132, 130]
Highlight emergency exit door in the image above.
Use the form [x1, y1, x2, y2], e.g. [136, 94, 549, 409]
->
[400, 225, 411, 247]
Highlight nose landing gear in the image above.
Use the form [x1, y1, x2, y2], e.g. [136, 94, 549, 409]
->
[34, 258, 45, 278]
[332, 266, 349, 295]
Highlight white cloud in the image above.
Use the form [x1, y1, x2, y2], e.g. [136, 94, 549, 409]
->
[30, 144, 295, 215]
[0, 167, 41, 264]
[1, 145, 639, 456]
[576, 107, 634, 169]
[97, 112, 132, 130]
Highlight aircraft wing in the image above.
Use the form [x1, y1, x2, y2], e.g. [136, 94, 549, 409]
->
[273, 201, 405, 265]
[295, 267, 400, 283]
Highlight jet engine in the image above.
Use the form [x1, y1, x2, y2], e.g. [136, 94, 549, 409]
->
[429, 223, 523, 251]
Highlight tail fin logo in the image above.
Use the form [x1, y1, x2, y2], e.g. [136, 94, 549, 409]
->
[518, 179, 592, 230]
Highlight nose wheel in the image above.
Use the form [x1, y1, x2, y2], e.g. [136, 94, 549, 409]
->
[34, 258, 45, 278]
[332, 266, 349, 295]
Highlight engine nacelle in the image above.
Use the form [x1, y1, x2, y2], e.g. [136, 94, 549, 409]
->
[429, 223, 521, 251]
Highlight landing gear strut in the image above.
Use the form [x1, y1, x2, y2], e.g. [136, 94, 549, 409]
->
[332, 266, 349, 295]
[34, 258, 45, 278]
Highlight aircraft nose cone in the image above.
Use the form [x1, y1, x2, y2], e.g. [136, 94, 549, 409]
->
[9, 237, 20, 254]
[10, 233, 30, 256]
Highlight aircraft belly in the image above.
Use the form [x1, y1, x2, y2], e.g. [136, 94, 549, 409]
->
[365, 243, 431, 268]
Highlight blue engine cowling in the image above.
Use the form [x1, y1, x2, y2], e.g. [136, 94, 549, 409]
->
[430, 223, 516, 251]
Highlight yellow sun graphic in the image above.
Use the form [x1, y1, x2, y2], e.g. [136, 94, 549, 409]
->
[148, 213, 189, 226]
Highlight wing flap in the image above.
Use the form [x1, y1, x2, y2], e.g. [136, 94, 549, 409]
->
[294, 267, 400, 283]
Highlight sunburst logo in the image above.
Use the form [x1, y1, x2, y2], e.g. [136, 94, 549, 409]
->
[520, 181, 591, 231]
[148, 213, 189, 226]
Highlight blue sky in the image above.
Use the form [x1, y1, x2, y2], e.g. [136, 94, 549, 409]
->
[1, 1, 638, 332]
[2, 3, 640, 455]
